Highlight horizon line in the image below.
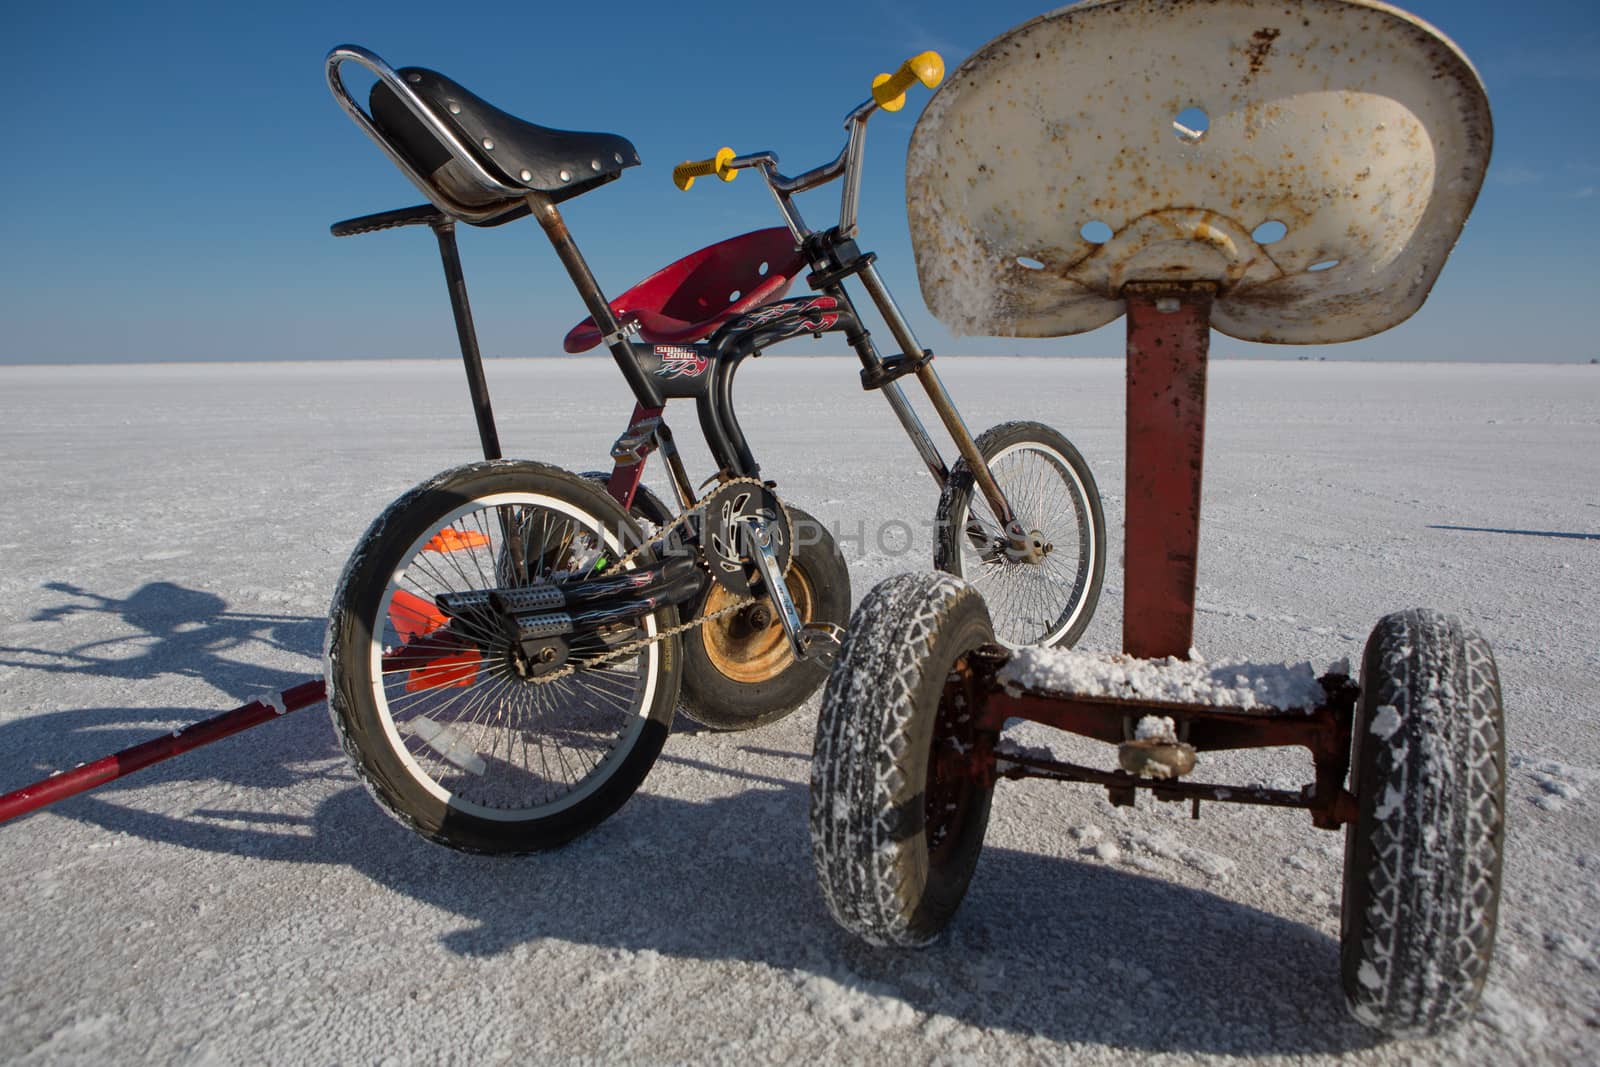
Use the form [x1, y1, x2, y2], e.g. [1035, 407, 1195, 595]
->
[3, 353, 1595, 369]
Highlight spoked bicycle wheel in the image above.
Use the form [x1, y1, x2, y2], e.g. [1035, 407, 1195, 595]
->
[934, 420, 1105, 647]
[326, 460, 681, 854]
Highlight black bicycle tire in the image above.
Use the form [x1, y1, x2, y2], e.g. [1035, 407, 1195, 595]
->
[680, 505, 851, 730]
[326, 460, 681, 854]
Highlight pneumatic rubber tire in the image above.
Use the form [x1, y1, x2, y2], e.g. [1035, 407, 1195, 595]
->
[680, 505, 851, 730]
[1340, 608, 1506, 1036]
[810, 572, 995, 946]
[327, 460, 681, 854]
[934, 420, 1104, 648]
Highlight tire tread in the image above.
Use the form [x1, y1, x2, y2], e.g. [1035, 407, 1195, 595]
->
[1342, 607, 1505, 1036]
[810, 572, 992, 946]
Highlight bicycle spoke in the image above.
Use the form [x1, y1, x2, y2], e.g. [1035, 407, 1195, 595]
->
[364, 491, 658, 818]
[954, 438, 1098, 646]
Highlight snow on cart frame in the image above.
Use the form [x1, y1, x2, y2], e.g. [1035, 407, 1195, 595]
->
[807, 0, 1503, 1041]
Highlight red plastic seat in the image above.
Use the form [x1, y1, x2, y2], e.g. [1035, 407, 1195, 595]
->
[564, 227, 808, 352]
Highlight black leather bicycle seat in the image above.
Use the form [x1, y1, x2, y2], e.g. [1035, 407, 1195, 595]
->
[371, 67, 640, 208]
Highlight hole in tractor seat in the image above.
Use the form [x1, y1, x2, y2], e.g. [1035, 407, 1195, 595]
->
[1173, 107, 1209, 142]
[1308, 258, 1341, 272]
[1080, 220, 1113, 244]
[728, 290, 741, 303]
[758, 261, 769, 276]
[1016, 256, 1046, 270]
[1253, 220, 1288, 244]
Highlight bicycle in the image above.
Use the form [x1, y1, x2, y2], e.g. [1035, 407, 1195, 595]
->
[322, 45, 1106, 853]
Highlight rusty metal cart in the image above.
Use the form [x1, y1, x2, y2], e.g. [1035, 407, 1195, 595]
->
[809, 0, 1504, 1038]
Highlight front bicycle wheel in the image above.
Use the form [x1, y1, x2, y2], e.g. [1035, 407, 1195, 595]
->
[326, 460, 680, 854]
[934, 420, 1105, 647]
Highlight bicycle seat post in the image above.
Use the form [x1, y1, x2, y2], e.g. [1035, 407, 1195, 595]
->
[428, 217, 503, 461]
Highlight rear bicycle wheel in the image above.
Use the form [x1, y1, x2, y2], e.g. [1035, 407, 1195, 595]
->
[935, 420, 1105, 647]
[326, 460, 681, 854]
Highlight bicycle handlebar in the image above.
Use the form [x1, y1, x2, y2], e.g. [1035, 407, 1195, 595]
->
[672, 147, 739, 191]
[671, 50, 944, 222]
[871, 51, 945, 112]
[672, 50, 940, 241]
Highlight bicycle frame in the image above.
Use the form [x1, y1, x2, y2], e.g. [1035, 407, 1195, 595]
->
[326, 44, 1032, 554]
[599, 294, 863, 512]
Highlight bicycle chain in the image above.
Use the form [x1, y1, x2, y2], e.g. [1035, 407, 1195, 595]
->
[533, 476, 786, 685]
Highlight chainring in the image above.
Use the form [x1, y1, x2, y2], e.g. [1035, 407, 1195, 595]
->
[698, 481, 791, 598]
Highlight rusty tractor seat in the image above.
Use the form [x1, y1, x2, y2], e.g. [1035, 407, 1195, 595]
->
[904, 0, 1492, 345]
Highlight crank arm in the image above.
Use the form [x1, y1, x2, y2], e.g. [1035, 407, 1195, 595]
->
[738, 515, 843, 666]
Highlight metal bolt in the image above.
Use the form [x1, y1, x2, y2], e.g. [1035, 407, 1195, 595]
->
[591, 159, 602, 171]
[1155, 297, 1181, 314]
[559, 169, 571, 182]
[538, 647, 556, 663]
[406, 73, 421, 83]
[482, 138, 494, 150]
[520, 169, 532, 182]
[448, 103, 461, 115]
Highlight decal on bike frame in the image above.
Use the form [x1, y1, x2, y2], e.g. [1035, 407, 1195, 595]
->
[728, 296, 841, 335]
[654, 346, 709, 379]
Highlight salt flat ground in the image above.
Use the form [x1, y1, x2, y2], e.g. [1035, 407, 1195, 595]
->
[0, 356, 1595, 1065]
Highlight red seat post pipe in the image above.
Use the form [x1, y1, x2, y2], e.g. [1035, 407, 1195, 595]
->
[1121, 282, 1215, 660]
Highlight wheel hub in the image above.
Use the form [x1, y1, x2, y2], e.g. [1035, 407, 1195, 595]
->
[984, 527, 1053, 565]
[700, 564, 814, 684]
[509, 637, 569, 680]
[1000, 525, 1052, 564]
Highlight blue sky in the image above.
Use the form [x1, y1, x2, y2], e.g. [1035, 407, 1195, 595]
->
[1, 0, 1595, 363]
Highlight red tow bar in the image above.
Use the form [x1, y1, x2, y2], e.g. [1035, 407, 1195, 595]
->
[0, 678, 326, 825]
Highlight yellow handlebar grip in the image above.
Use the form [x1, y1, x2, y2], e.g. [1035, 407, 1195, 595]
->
[672, 147, 738, 191]
[871, 51, 945, 112]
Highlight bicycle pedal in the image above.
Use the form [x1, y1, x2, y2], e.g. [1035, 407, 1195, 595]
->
[610, 417, 663, 465]
[797, 622, 845, 665]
